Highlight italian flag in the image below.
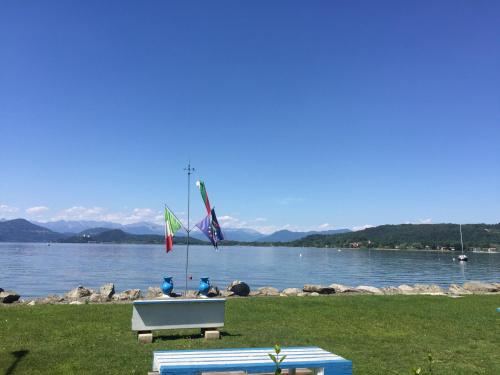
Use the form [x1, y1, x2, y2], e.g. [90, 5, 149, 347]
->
[164, 207, 182, 252]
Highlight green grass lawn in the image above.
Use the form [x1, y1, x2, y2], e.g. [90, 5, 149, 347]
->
[1, 295, 499, 374]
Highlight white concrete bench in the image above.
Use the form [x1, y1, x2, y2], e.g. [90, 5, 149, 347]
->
[132, 298, 225, 342]
[151, 346, 352, 374]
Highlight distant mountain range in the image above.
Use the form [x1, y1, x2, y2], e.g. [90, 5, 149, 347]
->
[28, 219, 350, 242]
[6, 218, 496, 249]
[0, 218, 350, 244]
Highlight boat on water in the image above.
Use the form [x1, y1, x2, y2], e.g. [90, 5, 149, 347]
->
[458, 224, 468, 262]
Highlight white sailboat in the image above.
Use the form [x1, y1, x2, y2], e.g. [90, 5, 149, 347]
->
[458, 224, 468, 262]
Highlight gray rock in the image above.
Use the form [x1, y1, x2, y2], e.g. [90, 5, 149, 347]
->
[89, 293, 108, 303]
[303, 284, 335, 294]
[66, 286, 92, 300]
[463, 281, 499, 293]
[448, 284, 472, 295]
[413, 284, 445, 295]
[249, 291, 260, 297]
[184, 290, 198, 298]
[228, 281, 250, 297]
[397, 284, 415, 294]
[257, 286, 280, 296]
[27, 300, 36, 306]
[282, 288, 301, 296]
[0, 291, 20, 304]
[381, 286, 400, 295]
[99, 283, 115, 299]
[297, 292, 309, 297]
[220, 290, 234, 297]
[356, 286, 383, 295]
[70, 300, 83, 305]
[146, 287, 163, 298]
[40, 295, 65, 304]
[310, 292, 320, 296]
[113, 289, 141, 301]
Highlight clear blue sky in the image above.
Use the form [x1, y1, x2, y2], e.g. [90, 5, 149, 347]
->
[1, 1, 499, 233]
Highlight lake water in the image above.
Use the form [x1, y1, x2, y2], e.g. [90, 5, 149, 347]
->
[1, 243, 499, 298]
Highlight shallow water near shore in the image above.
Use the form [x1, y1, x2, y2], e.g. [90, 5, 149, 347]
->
[1, 243, 499, 298]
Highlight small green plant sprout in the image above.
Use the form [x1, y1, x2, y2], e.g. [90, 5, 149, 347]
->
[412, 352, 434, 375]
[268, 344, 287, 375]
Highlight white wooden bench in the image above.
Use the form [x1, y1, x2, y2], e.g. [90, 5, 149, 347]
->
[151, 346, 352, 374]
[132, 298, 225, 342]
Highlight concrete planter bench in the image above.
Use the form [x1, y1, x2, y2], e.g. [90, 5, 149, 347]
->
[132, 298, 225, 343]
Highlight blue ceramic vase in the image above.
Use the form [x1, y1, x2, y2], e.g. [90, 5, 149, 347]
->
[198, 277, 210, 296]
[161, 276, 173, 295]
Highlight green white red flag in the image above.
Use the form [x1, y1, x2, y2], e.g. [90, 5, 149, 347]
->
[164, 207, 182, 252]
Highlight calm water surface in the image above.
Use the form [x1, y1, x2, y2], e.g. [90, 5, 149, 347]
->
[1, 243, 499, 298]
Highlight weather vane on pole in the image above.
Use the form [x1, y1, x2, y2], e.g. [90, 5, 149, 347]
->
[184, 162, 195, 294]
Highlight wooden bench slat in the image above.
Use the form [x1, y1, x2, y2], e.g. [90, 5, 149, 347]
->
[154, 354, 341, 364]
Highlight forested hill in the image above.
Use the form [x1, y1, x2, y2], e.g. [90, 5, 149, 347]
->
[0, 219, 63, 242]
[290, 223, 500, 249]
[62, 229, 208, 245]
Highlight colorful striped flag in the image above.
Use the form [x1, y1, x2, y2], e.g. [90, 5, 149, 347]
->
[196, 180, 211, 215]
[164, 207, 182, 252]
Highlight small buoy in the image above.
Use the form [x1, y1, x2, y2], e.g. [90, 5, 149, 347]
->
[299, 253, 302, 257]
[452, 258, 455, 262]
[188, 275, 193, 280]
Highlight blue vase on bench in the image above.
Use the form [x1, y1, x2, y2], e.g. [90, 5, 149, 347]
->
[199, 277, 210, 296]
[161, 277, 173, 296]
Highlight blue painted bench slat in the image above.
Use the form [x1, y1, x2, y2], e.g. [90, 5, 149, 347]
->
[153, 346, 352, 375]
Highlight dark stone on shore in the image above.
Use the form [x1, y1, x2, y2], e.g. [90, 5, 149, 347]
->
[0, 291, 20, 304]
[228, 281, 250, 297]
[329, 284, 360, 293]
[303, 284, 335, 294]
[207, 285, 220, 297]
[0, 288, 3, 293]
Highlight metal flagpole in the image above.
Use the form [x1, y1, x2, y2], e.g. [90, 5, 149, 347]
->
[184, 162, 195, 294]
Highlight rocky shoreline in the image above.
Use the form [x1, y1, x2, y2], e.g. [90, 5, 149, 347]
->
[2, 280, 500, 305]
